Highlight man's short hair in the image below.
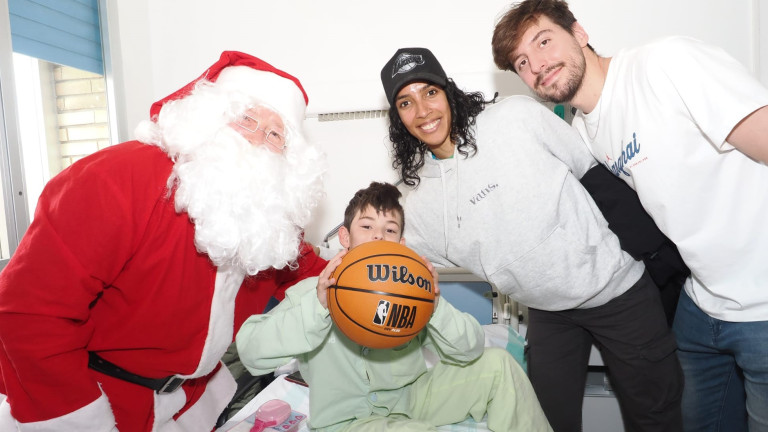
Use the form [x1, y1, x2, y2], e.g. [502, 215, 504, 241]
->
[492, 0, 579, 73]
[343, 182, 404, 232]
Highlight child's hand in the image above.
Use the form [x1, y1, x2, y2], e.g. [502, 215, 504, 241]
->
[317, 249, 347, 309]
[421, 255, 441, 311]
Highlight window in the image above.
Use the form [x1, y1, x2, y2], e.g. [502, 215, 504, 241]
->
[0, 0, 115, 269]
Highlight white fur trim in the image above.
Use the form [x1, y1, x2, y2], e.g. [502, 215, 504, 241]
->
[150, 267, 242, 431]
[166, 365, 236, 432]
[0, 395, 16, 431]
[1, 391, 117, 432]
[180, 266, 243, 379]
[215, 66, 306, 128]
[151, 386, 187, 432]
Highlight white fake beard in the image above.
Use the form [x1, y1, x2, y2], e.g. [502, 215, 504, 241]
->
[169, 126, 325, 275]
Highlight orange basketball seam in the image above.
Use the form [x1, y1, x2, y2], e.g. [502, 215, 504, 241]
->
[329, 285, 434, 303]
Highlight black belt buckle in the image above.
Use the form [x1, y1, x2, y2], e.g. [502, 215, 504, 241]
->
[157, 376, 185, 394]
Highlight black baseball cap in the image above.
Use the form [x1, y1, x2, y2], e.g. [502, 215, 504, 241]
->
[380, 47, 448, 106]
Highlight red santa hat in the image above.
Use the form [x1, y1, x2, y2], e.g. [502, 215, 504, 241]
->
[149, 51, 308, 127]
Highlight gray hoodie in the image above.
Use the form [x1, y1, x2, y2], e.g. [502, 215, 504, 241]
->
[403, 96, 644, 311]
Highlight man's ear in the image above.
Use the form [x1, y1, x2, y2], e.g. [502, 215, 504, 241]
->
[572, 21, 589, 48]
[399, 236, 406, 246]
[338, 226, 351, 249]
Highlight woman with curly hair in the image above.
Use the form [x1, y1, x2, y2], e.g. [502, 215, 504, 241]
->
[380, 47, 682, 432]
[386, 72, 490, 186]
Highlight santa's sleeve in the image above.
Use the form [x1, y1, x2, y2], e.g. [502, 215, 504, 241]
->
[0, 149, 164, 429]
[234, 242, 328, 332]
[272, 241, 327, 302]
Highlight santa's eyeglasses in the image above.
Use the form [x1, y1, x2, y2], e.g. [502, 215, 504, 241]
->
[234, 114, 287, 150]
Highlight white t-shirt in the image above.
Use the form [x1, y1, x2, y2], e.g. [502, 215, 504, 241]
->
[573, 36, 768, 322]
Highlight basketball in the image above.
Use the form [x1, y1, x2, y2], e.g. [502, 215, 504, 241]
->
[327, 241, 435, 349]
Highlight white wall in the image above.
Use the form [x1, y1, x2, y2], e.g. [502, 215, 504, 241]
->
[569, 1, 756, 66]
[105, 0, 765, 245]
[760, 0, 768, 83]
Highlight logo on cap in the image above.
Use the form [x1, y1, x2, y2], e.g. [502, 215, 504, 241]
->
[391, 53, 425, 78]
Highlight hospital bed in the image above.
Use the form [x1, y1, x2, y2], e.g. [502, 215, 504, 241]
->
[218, 328, 523, 432]
[217, 326, 520, 432]
[218, 268, 624, 432]
[217, 268, 523, 431]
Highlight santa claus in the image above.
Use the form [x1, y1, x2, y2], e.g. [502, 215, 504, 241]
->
[0, 51, 325, 431]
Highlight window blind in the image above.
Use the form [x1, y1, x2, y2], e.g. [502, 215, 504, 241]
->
[9, 0, 102, 74]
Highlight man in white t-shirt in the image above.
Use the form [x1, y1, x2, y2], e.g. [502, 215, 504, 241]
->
[491, 1, 768, 432]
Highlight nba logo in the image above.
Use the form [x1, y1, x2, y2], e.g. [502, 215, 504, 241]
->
[372, 300, 390, 325]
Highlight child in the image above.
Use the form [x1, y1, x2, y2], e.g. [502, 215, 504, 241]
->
[236, 182, 551, 431]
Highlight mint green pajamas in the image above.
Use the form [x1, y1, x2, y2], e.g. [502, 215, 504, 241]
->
[237, 277, 550, 431]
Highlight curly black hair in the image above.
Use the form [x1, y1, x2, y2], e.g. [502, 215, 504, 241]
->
[387, 79, 494, 186]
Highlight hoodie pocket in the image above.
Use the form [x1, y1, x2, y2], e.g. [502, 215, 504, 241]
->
[489, 226, 600, 309]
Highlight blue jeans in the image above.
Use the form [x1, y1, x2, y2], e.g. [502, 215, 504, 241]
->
[673, 290, 768, 432]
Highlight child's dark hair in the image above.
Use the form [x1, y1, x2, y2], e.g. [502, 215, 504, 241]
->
[343, 182, 404, 232]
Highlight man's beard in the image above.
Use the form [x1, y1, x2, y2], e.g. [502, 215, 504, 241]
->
[533, 52, 586, 103]
[169, 126, 325, 275]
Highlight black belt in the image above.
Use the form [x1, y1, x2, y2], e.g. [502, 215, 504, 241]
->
[88, 352, 185, 394]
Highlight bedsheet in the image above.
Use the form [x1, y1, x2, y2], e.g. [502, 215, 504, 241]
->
[216, 374, 492, 432]
[217, 324, 524, 431]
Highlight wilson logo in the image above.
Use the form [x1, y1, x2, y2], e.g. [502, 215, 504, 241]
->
[366, 264, 432, 293]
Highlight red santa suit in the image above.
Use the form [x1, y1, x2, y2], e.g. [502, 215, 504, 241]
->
[0, 51, 317, 431]
[0, 141, 239, 430]
[235, 243, 327, 334]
